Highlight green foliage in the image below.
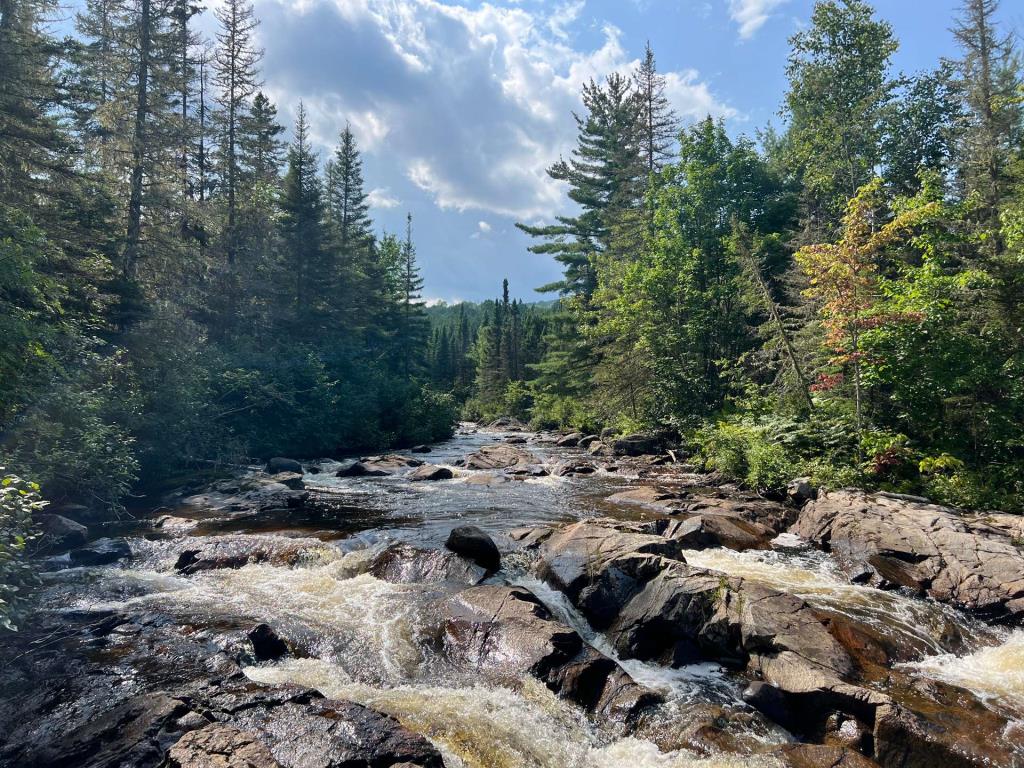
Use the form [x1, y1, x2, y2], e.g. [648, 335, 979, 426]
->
[0, 471, 43, 631]
[693, 421, 794, 494]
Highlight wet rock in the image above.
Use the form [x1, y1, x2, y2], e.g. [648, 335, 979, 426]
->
[436, 586, 661, 721]
[268, 472, 305, 490]
[265, 457, 303, 475]
[793, 489, 1024, 622]
[787, 477, 817, 507]
[555, 432, 584, 447]
[769, 743, 878, 768]
[410, 444, 432, 453]
[409, 464, 454, 482]
[507, 464, 550, 477]
[504, 435, 528, 444]
[363, 454, 425, 470]
[445, 525, 501, 572]
[247, 623, 290, 661]
[35, 513, 88, 552]
[369, 543, 488, 586]
[587, 441, 610, 456]
[69, 537, 132, 566]
[173, 535, 332, 574]
[168, 723, 280, 768]
[578, 434, 600, 448]
[655, 515, 777, 551]
[335, 461, 390, 478]
[227, 691, 447, 768]
[463, 473, 510, 486]
[550, 459, 598, 477]
[464, 443, 539, 470]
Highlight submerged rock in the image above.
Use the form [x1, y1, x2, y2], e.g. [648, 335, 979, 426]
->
[335, 461, 390, 478]
[445, 525, 501, 572]
[794, 489, 1024, 622]
[69, 537, 132, 566]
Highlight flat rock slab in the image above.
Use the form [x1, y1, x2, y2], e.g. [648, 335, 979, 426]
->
[173, 535, 333, 574]
[464, 444, 539, 470]
[793, 490, 1024, 622]
[369, 543, 488, 586]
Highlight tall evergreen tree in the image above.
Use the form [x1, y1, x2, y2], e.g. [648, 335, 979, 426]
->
[633, 42, 678, 177]
[213, 0, 262, 263]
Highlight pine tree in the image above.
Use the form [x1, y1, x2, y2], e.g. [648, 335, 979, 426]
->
[950, 0, 1021, 245]
[213, 0, 262, 263]
[633, 42, 678, 177]
[517, 73, 644, 298]
[397, 213, 428, 377]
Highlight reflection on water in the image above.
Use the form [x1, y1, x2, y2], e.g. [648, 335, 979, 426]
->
[245, 659, 782, 768]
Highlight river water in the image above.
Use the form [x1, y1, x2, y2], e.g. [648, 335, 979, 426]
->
[41, 425, 1024, 767]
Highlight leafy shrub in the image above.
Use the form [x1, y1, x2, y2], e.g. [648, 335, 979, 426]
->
[695, 421, 794, 494]
[0, 470, 42, 631]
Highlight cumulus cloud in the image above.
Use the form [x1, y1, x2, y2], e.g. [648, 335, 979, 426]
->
[367, 187, 400, 209]
[478, 221, 492, 232]
[728, 0, 789, 40]
[255, 0, 736, 218]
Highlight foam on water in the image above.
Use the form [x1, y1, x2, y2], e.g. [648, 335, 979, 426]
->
[898, 630, 1024, 714]
[680, 547, 993, 655]
[245, 658, 782, 768]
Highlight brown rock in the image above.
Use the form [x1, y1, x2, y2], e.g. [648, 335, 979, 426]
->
[168, 724, 280, 768]
[464, 443, 539, 470]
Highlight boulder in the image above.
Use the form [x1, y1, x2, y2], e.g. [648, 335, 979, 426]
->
[36, 513, 88, 552]
[787, 477, 817, 507]
[435, 585, 660, 721]
[445, 525, 501, 572]
[555, 432, 584, 447]
[793, 490, 1024, 622]
[607, 487, 796, 535]
[464, 443, 539, 470]
[335, 461, 390, 478]
[587, 441, 610, 457]
[268, 471, 304, 490]
[463, 473, 511, 486]
[486, 416, 528, 431]
[362, 454, 424, 470]
[550, 460, 598, 477]
[265, 457, 302, 475]
[610, 433, 661, 456]
[656, 515, 776, 551]
[369, 543, 488, 586]
[504, 435, 528, 444]
[68, 537, 132, 566]
[409, 465, 454, 482]
[410, 444, 432, 453]
[247, 623, 289, 661]
[578, 434, 600, 448]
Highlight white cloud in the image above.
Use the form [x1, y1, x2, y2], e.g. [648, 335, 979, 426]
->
[478, 221, 492, 233]
[727, 0, 789, 40]
[367, 187, 400, 209]
[256, 0, 737, 218]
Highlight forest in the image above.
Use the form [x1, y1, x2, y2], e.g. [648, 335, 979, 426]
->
[2, 0, 1024, 630]
[431, 0, 1024, 516]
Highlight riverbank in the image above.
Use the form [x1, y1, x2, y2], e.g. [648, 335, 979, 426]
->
[1, 423, 1022, 767]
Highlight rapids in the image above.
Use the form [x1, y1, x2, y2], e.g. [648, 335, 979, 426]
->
[12, 424, 1024, 766]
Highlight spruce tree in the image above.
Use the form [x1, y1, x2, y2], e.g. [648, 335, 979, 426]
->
[397, 213, 429, 377]
[633, 42, 678, 177]
[213, 0, 262, 263]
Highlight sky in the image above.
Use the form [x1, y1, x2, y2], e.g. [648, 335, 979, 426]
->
[140, 0, 1024, 302]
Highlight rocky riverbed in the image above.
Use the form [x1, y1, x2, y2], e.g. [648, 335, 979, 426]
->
[1, 423, 1023, 768]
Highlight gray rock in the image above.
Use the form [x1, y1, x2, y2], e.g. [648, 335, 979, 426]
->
[68, 537, 132, 566]
[265, 457, 302, 474]
[793, 489, 1024, 622]
[464, 443, 539, 470]
[555, 432, 585, 447]
[335, 461, 390, 477]
[268, 471, 304, 490]
[787, 477, 817, 506]
[445, 525, 501, 571]
[36, 513, 88, 552]
[409, 464, 454, 482]
[369, 543, 488, 586]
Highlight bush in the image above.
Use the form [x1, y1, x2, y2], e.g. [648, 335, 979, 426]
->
[0, 470, 42, 631]
[694, 421, 794, 494]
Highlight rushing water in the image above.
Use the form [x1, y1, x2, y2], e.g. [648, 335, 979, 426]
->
[38, 425, 1024, 764]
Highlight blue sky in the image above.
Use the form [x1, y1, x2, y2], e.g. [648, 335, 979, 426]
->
[163, 1, 1023, 301]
